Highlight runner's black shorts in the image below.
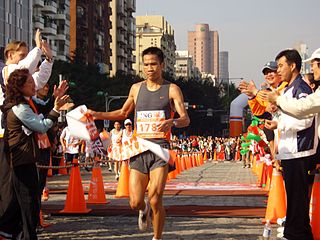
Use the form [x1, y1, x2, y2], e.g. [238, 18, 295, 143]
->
[129, 142, 175, 174]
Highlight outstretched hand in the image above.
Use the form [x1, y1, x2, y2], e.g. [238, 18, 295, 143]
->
[53, 80, 69, 99]
[86, 109, 97, 119]
[35, 29, 42, 49]
[238, 80, 258, 98]
[54, 95, 70, 111]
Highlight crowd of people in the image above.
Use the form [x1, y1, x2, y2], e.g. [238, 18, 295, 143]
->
[239, 48, 320, 240]
[0, 27, 320, 240]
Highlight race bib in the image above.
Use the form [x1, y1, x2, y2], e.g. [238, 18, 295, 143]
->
[136, 110, 166, 138]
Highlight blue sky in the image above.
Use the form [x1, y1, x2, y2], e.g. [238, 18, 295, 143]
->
[135, 0, 319, 85]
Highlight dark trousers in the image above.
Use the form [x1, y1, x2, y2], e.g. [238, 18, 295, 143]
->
[13, 164, 39, 240]
[64, 153, 78, 164]
[38, 149, 50, 194]
[282, 157, 313, 240]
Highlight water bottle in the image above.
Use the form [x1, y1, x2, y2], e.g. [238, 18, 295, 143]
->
[263, 220, 271, 239]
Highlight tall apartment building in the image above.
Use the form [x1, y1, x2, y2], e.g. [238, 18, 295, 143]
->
[109, 0, 136, 76]
[0, 0, 33, 60]
[133, 15, 176, 78]
[175, 50, 200, 80]
[70, 0, 112, 72]
[188, 24, 219, 78]
[219, 51, 229, 84]
[33, 0, 71, 61]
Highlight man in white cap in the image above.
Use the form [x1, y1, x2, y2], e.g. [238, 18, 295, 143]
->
[122, 119, 133, 144]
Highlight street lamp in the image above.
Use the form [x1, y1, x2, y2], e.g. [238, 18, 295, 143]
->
[104, 92, 128, 129]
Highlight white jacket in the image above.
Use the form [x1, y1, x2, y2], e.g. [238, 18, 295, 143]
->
[276, 76, 318, 160]
[0, 47, 53, 136]
[277, 86, 320, 137]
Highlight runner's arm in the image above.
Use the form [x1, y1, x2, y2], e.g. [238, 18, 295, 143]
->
[87, 84, 137, 120]
[169, 84, 190, 128]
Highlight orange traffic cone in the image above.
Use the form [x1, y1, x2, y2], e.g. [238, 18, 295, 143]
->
[203, 151, 208, 162]
[192, 154, 198, 167]
[58, 156, 68, 175]
[87, 165, 109, 204]
[310, 166, 320, 239]
[115, 160, 130, 198]
[61, 159, 91, 213]
[180, 155, 186, 171]
[264, 168, 286, 223]
[213, 149, 217, 161]
[263, 165, 273, 191]
[47, 154, 53, 177]
[39, 210, 51, 228]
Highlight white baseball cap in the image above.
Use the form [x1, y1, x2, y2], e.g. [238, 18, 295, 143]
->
[124, 119, 132, 125]
[303, 48, 320, 63]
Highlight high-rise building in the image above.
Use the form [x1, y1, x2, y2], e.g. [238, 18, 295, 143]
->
[0, 0, 33, 60]
[188, 24, 219, 78]
[219, 51, 229, 84]
[33, 0, 71, 61]
[133, 15, 176, 78]
[175, 50, 200, 80]
[70, 0, 112, 72]
[109, 0, 136, 76]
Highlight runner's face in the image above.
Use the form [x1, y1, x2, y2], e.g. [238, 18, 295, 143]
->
[114, 122, 121, 130]
[143, 54, 164, 81]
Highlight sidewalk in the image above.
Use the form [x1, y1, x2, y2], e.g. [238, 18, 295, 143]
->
[39, 160, 282, 239]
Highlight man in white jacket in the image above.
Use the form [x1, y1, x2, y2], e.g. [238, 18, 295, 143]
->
[262, 49, 317, 240]
[263, 48, 320, 136]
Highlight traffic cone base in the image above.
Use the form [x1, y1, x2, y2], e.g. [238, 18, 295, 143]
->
[61, 159, 91, 213]
[88, 166, 109, 204]
[264, 168, 286, 223]
[115, 161, 130, 198]
[310, 166, 320, 239]
[58, 156, 68, 175]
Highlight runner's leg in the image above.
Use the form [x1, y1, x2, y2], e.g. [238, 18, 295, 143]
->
[129, 169, 149, 210]
[148, 165, 168, 239]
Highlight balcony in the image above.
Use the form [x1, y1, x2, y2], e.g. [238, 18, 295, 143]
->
[42, 22, 57, 35]
[33, 0, 44, 8]
[117, 46, 125, 57]
[43, 1, 57, 14]
[55, 12, 70, 21]
[117, 34, 125, 44]
[117, 19, 125, 30]
[33, 16, 44, 30]
[54, 33, 66, 41]
[126, 0, 135, 11]
[127, 54, 136, 63]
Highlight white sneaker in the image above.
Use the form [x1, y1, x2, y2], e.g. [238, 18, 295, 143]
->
[138, 200, 152, 231]
[277, 232, 284, 238]
[277, 226, 284, 233]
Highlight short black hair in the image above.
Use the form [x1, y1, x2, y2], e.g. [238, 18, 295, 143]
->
[142, 47, 164, 63]
[275, 49, 302, 72]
